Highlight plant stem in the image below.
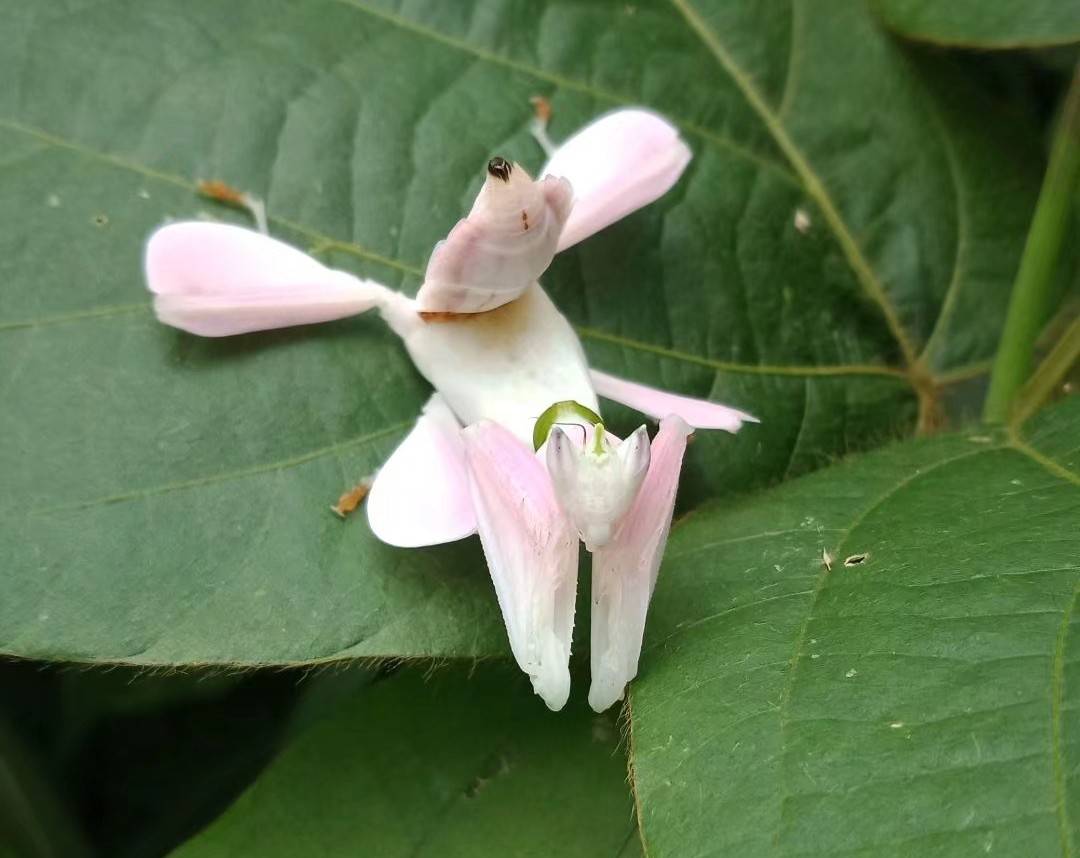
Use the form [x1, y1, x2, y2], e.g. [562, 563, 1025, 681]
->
[984, 63, 1080, 424]
[1012, 312, 1080, 426]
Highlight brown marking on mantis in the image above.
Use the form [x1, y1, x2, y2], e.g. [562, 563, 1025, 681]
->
[418, 302, 510, 323]
[418, 310, 478, 323]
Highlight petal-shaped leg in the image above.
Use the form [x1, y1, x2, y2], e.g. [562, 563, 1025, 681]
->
[590, 369, 758, 433]
[366, 395, 476, 548]
[462, 421, 579, 710]
[146, 222, 395, 336]
[589, 415, 692, 712]
[542, 109, 692, 252]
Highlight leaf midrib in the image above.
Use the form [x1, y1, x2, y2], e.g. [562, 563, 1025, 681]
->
[667, 0, 920, 372]
[22, 420, 410, 517]
[0, 120, 989, 390]
[334, 0, 797, 184]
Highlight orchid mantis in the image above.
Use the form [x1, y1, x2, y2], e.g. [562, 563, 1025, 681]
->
[144, 108, 757, 712]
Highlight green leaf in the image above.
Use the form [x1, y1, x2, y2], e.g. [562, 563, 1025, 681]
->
[872, 0, 1080, 49]
[170, 666, 640, 858]
[629, 395, 1080, 856]
[0, 661, 385, 858]
[0, 0, 1039, 666]
[0, 716, 90, 858]
[61, 672, 306, 858]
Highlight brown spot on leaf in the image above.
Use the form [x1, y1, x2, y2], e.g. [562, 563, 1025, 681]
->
[331, 482, 371, 519]
[197, 179, 246, 206]
[529, 95, 552, 124]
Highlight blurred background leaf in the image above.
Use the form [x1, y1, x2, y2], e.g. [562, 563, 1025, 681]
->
[0, 662, 377, 858]
[872, 0, 1080, 49]
[0, 713, 91, 858]
[170, 666, 640, 858]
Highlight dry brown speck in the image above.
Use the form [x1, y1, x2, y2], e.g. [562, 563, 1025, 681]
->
[331, 482, 371, 518]
[529, 95, 552, 124]
[197, 179, 246, 205]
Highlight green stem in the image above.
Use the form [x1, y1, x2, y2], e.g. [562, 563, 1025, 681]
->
[1012, 312, 1080, 426]
[984, 63, 1080, 424]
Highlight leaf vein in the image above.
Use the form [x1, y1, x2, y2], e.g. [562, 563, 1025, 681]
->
[26, 421, 410, 515]
[668, 0, 919, 368]
[917, 84, 970, 367]
[332, 0, 799, 184]
[774, 444, 1001, 840]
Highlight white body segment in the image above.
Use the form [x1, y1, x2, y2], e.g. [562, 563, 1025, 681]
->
[546, 424, 651, 551]
[415, 164, 572, 314]
[394, 284, 598, 446]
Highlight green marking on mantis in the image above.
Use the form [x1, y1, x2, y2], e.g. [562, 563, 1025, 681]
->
[533, 401, 604, 451]
[591, 422, 606, 456]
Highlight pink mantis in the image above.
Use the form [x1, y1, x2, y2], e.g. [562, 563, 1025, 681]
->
[144, 108, 757, 711]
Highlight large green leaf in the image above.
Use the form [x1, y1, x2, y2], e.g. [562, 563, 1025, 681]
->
[629, 395, 1080, 856]
[0, 0, 1038, 665]
[170, 666, 640, 858]
[0, 661, 380, 858]
[872, 0, 1080, 48]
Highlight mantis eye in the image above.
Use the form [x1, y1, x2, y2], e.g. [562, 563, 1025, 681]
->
[486, 156, 512, 182]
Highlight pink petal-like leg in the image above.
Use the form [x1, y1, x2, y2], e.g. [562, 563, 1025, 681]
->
[590, 369, 757, 432]
[462, 421, 579, 711]
[541, 109, 692, 252]
[366, 394, 476, 548]
[589, 415, 692, 712]
[146, 222, 398, 336]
